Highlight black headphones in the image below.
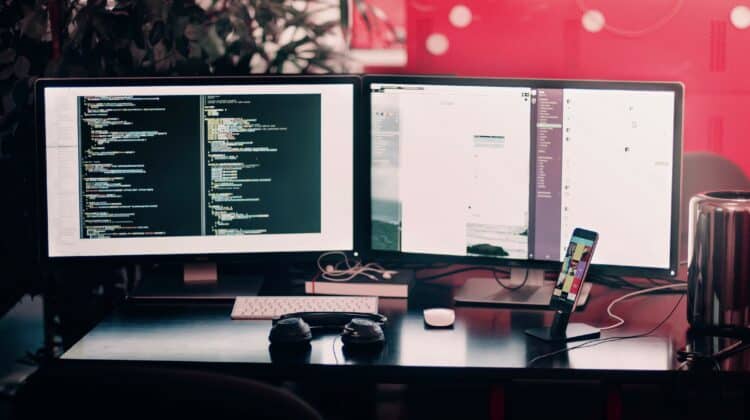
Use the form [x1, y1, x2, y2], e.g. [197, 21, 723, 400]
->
[269, 312, 387, 349]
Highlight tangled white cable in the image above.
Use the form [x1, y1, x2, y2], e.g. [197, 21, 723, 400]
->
[316, 251, 398, 282]
[600, 282, 687, 330]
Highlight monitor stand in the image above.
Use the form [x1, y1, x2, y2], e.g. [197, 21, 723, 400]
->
[130, 263, 264, 301]
[524, 309, 600, 342]
[453, 268, 592, 309]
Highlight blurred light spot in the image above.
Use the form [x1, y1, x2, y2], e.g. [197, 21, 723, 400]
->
[730, 5, 750, 29]
[582, 9, 605, 33]
[426, 33, 449, 55]
[450, 5, 473, 28]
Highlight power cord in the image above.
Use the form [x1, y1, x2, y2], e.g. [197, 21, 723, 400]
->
[332, 335, 341, 365]
[420, 266, 682, 293]
[599, 283, 687, 331]
[493, 267, 530, 291]
[589, 273, 685, 290]
[677, 340, 750, 371]
[589, 260, 688, 290]
[413, 266, 511, 283]
[315, 255, 527, 291]
[528, 293, 685, 366]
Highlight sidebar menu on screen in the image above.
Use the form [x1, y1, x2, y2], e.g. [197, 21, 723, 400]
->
[530, 88, 564, 261]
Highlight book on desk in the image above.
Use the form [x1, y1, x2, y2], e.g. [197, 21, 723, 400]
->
[305, 276, 410, 298]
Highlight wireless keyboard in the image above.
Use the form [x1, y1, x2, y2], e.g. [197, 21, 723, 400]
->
[231, 296, 379, 320]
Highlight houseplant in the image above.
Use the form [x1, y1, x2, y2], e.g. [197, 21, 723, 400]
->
[0, 0, 402, 309]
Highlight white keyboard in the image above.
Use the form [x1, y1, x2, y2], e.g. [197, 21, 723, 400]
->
[231, 296, 379, 320]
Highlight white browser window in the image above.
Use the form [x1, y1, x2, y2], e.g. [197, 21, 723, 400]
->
[374, 85, 532, 259]
[560, 89, 675, 268]
[371, 82, 677, 271]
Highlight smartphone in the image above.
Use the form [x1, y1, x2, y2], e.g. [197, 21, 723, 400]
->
[550, 228, 599, 313]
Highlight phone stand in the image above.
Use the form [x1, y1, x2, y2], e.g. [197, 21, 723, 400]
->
[524, 309, 600, 342]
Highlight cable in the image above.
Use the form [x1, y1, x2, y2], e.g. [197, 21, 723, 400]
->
[677, 354, 721, 371]
[599, 283, 687, 331]
[589, 273, 685, 290]
[318, 254, 522, 289]
[677, 333, 750, 371]
[528, 293, 684, 366]
[316, 251, 398, 282]
[589, 274, 642, 289]
[391, 262, 453, 270]
[493, 267, 529, 291]
[530, 293, 684, 365]
[332, 335, 340, 365]
[413, 266, 510, 282]
[416, 265, 532, 290]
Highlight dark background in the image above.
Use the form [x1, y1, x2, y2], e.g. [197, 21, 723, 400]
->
[204, 94, 321, 235]
[0, 90, 36, 316]
[78, 95, 203, 238]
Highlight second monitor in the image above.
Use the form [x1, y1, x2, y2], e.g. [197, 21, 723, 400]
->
[366, 76, 683, 305]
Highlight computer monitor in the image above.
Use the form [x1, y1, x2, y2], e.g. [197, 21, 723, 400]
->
[37, 76, 360, 291]
[365, 76, 683, 306]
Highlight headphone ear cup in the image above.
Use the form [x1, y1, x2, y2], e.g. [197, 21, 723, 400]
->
[341, 318, 385, 347]
[269, 317, 313, 347]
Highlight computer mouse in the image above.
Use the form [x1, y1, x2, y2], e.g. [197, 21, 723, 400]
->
[423, 308, 455, 328]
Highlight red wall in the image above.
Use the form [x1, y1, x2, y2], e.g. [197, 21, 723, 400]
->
[397, 0, 750, 176]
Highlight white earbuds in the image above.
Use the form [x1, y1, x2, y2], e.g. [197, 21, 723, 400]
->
[316, 251, 398, 282]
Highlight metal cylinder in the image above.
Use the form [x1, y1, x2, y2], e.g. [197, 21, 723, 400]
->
[687, 191, 750, 329]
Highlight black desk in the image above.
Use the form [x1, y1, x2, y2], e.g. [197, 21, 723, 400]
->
[56, 277, 750, 420]
[62, 282, 730, 383]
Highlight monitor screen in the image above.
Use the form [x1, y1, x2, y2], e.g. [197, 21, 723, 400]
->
[40, 78, 356, 258]
[369, 78, 681, 276]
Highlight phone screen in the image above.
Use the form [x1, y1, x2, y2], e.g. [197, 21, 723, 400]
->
[552, 229, 598, 310]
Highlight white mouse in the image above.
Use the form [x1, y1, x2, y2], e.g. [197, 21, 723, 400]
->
[423, 308, 455, 328]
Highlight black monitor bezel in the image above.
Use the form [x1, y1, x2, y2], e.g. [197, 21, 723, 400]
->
[35, 75, 364, 267]
[362, 75, 684, 278]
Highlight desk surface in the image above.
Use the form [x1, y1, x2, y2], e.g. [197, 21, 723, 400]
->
[61, 278, 750, 383]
